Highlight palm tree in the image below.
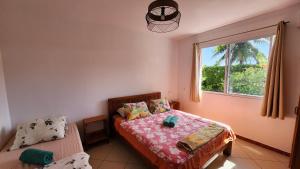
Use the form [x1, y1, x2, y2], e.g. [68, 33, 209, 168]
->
[212, 38, 269, 65]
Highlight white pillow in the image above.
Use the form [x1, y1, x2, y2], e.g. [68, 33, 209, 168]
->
[43, 152, 92, 169]
[9, 116, 67, 151]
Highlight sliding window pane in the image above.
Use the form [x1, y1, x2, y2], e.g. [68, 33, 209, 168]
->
[228, 37, 273, 96]
[201, 45, 226, 93]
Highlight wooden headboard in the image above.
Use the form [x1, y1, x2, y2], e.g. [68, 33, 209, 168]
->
[107, 92, 161, 136]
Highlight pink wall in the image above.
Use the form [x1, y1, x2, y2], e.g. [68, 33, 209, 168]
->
[0, 2, 178, 129]
[0, 0, 299, 153]
[178, 4, 300, 153]
[0, 52, 12, 148]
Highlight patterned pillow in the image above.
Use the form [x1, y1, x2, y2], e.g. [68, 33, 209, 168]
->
[123, 102, 151, 120]
[9, 116, 67, 151]
[117, 107, 126, 117]
[44, 152, 92, 169]
[149, 98, 171, 114]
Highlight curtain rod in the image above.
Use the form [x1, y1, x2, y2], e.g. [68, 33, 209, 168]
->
[197, 21, 289, 44]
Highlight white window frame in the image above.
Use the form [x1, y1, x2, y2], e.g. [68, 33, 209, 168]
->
[200, 35, 275, 99]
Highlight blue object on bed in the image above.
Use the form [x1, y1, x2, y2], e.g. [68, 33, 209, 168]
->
[163, 115, 179, 128]
[19, 148, 53, 165]
[163, 115, 173, 126]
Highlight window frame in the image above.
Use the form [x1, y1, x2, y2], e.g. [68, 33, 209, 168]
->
[200, 35, 275, 98]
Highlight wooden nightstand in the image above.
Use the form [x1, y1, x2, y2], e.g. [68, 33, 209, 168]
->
[169, 100, 180, 110]
[83, 115, 109, 148]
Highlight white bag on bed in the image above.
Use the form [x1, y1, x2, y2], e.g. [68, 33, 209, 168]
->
[43, 152, 92, 169]
[10, 116, 67, 151]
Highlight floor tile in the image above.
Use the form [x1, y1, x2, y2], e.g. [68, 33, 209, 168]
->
[281, 160, 290, 168]
[105, 145, 131, 163]
[126, 150, 147, 165]
[99, 161, 127, 169]
[255, 160, 289, 169]
[125, 163, 147, 169]
[87, 143, 114, 160]
[89, 159, 103, 169]
[239, 143, 278, 161]
[207, 155, 261, 169]
[272, 153, 290, 163]
[235, 139, 252, 146]
[231, 144, 250, 159]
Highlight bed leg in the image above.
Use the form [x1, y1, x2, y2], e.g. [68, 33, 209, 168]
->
[223, 141, 232, 156]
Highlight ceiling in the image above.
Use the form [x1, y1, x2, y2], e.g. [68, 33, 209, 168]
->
[1, 0, 299, 40]
[171, 0, 299, 39]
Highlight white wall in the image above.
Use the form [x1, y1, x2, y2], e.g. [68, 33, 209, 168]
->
[0, 2, 178, 129]
[178, 4, 300, 153]
[0, 51, 12, 148]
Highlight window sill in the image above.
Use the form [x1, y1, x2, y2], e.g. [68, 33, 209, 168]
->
[202, 91, 263, 100]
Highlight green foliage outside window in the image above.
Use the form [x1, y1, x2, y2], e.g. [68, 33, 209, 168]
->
[202, 65, 267, 96]
[229, 66, 266, 95]
[201, 65, 224, 92]
[201, 37, 273, 96]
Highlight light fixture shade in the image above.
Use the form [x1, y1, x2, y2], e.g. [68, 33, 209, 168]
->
[145, 0, 181, 33]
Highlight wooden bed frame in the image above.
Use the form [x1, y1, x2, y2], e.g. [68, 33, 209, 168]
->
[108, 92, 161, 136]
[107, 92, 232, 169]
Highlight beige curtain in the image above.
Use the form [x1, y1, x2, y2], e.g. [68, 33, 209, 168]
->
[190, 43, 201, 102]
[261, 21, 285, 119]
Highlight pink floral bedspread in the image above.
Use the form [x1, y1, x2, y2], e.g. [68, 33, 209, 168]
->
[120, 110, 234, 167]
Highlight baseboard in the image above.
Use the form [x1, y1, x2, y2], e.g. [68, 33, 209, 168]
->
[236, 135, 290, 157]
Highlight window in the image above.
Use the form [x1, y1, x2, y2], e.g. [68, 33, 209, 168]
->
[201, 36, 275, 96]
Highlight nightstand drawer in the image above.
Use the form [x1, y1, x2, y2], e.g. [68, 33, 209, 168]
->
[83, 115, 109, 149]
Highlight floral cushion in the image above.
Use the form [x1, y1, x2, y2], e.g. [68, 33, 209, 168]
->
[9, 116, 67, 151]
[123, 102, 151, 120]
[149, 98, 171, 114]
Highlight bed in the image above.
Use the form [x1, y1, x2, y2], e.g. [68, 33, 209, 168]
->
[0, 123, 84, 169]
[108, 92, 235, 169]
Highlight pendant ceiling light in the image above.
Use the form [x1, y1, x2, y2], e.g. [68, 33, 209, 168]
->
[145, 0, 181, 33]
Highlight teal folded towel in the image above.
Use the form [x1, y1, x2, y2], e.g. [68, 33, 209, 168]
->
[163, 116, 179, 128]
[169, 116, 178, 127]
[19, 148, 53, 165]
[163, 115, 173, 126]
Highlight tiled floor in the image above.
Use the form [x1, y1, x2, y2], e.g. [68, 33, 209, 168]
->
[87, 138, 290, 169]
